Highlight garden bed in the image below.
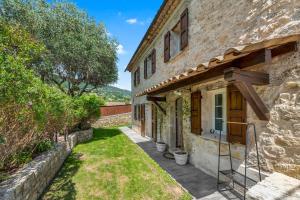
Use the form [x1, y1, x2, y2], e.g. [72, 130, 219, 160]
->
[0, 129, 93, 200]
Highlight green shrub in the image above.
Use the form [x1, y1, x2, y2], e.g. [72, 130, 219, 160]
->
[72, 93, 104, 129]
[10, 151, 32, 167]
[35, 139, 53, 153]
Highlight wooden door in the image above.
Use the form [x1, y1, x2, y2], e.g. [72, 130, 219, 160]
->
[176, 98, 183, 148]
[227, 85, 247, 145]
[151, 104, 157, 142]
[141, 104, 146, 137]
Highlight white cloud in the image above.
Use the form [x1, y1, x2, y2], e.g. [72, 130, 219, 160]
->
[117, 44, 126, 55]
[126, 18, 137, 25]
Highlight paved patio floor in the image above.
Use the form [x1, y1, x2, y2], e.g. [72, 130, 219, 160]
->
[119, 127, 241, 200]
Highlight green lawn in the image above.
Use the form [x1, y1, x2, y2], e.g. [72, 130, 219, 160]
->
[42, 128, 192, 200]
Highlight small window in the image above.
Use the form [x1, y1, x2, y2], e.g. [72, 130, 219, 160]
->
[212, 89, 227, 134]
[170, 22, 181, 58]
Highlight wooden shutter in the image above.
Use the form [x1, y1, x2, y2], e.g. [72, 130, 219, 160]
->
[151, 104, 157, 142]
[151, 49, 156, 74]
[144, 59, 147, 79]
[180, 8, 188, 50]
[133, 71, 136, 87]
[141, 104, 146, 136]
[137, 67, 140, 85]
[191, 91, 202, 134]
[227, 85, 247, 145]
[164, 31, 171, 62]
[138, 104, 142, 121]
[134, 105, 137, 120]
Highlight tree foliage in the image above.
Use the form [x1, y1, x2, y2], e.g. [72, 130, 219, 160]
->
[1, 0, 118, 96]
[0, 22, 104, 175]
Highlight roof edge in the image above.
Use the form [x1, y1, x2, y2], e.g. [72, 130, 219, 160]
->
[125, 0, 179, 72]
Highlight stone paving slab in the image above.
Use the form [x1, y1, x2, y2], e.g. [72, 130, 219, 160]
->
[119, 127, 238, 200]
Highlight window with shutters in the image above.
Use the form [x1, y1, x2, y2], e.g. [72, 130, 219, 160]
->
[144, 49, 156, 79]
[164, 8, 188, 62]
[211, 88, 227, 135]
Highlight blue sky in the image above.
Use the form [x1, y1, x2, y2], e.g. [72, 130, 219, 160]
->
[71, 0, 163, 91]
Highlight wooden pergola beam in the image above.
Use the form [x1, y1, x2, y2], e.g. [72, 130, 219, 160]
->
[152, 101, 166, 115]
[146, 96, 166, 102]
[233, 81, 269, 121]
[224, 67, 269, 85]
[224, 67, 269, 120]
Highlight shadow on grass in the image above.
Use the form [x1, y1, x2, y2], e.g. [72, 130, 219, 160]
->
[92, 128, 121, 140]
[41, 153, 83, 200]
[41, 128, 121, 200]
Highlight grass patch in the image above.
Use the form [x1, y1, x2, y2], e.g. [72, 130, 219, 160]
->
[42, 128, 191, 200]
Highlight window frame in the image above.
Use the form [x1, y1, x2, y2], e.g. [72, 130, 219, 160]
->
[211, 88, 227, 135]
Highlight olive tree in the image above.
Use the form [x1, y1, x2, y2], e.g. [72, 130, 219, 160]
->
[1, 0, 118, 96]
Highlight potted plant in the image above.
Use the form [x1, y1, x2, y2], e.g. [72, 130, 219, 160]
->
[156, 141, 167, 152]
[174, 151, 188, 165]
[156, 114, 167, 152]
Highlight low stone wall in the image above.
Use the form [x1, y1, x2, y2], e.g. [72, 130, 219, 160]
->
[67, 129, 93, 149]
[93, 112, 131, 128]
[0, 129, 93, 200]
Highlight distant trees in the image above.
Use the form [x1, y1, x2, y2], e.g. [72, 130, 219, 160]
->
[1, 0, 118, 96]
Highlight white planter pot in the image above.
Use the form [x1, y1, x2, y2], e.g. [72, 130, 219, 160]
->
[156, 142, 167, 152]
[174, 151, 188, 165]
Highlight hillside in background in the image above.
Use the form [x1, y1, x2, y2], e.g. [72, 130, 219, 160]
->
[96, 86, 131, 103]
[62, 81, 131, 103]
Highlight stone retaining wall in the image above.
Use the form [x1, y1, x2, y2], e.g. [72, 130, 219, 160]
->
[0, 129, 93, 200]
[93, 112, 131, 128]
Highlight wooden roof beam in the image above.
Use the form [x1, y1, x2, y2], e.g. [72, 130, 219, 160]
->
[146, 96, 166, 102]
[224, 67, 269, 120]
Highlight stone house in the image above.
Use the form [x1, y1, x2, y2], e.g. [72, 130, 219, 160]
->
[126, 0, 300, 182]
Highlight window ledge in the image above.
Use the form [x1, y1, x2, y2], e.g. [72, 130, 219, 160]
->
[168, 47, 188, 64]
[200, 133, 228, 144]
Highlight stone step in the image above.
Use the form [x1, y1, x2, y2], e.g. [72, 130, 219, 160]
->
[246, 172, 300, 200]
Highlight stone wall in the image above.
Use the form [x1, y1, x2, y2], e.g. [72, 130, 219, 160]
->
[93, 112, 131, 128]
[253, 45, 300, 179]
[67, 129, 93, 149]
[0, 129, 93, 200]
